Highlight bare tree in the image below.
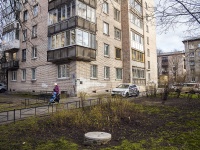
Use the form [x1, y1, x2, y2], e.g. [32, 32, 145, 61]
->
[155, 0, 200, 35]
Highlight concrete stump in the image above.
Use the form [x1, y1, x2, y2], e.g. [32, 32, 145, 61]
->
[84, 132, 111, 145]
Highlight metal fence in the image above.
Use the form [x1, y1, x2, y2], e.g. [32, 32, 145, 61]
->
[0, 98, 101, 124]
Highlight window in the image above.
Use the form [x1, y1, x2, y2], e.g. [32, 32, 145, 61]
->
[103, 1, 109, 14]
[22, 29, 27, 41]
[146, 25, 149, 32]
[32, 46, 37, 58]
[114, 8, 120, 21]
[116, 68, 122, 79]
[132, 68, 145, 78]
[131, 31, 144, 51]
[22, 49, 26, 61]
[104, 66, 110, 79]
[146, 13, 149, 21]
[115, 48, 121, 59]
[12, 71, 17, 81]
[23, 10, 28, 21]
[33, 4, 38, 17]
[22, 69, 26, 81]
[90, 65, 98, 78]
[129, 12, 143, 28]
[104, 43, 109, 56]
[132, 50, 144, 62]
[114, 27, 121, 40]
[145, 2, 148, 9]
[189, 52, 194, 57]
[58, 64, 69, 78]
[32, 25, 37, 38]
[148, 73, 150, 81]
[50, 29, 96, 50]
[148, 61, 150, 69]
[31, 68, 36, 80]
[129, 0, 142, 14]
[103, 22, 109, 35]
[191, 77, 195, 82]
[77, 1, 96, 23]
[147, 37, 149, 45]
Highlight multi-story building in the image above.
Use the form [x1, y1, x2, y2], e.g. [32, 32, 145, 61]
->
[1, 0, 157, 95]
[182, 37, 200, 83]
[157, 51, 186, 84]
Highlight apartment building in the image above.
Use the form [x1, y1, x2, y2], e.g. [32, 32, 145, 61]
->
[182, 37, 200, 83]
[157, 51, 186, 84]
[1, 0, 157, 95]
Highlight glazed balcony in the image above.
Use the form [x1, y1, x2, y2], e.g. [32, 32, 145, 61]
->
[2, 39, 20, 52]
[1, 60, 19, 70]
[48, 16, 96, 36]
[47, 45, 96, 63]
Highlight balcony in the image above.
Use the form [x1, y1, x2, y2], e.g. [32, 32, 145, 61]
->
[48, 16, 96, 36]
[1, 60, 19, 70]
[2, 39, 20, 52]
[47, 45, 96, 63]
[48, 0, 96, 11]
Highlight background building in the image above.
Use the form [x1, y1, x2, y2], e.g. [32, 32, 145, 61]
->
[183, 37, 200, 83]
[1, 0, 157, 95]
[157, 51, 186, 85]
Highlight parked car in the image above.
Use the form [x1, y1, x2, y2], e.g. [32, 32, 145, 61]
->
[181, 83, 200, 93]
[0, 83, 7, 93]
[174, 83, 200, 93]
[111, 83, 139, 97]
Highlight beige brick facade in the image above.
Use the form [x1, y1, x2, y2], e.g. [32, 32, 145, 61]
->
[2, 0, 157, 95]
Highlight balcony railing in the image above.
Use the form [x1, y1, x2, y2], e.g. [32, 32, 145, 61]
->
[1, 60, 19, 70]
[48, 16, 96, 36]
[47, 45, 96, 63]
[2, 39, 20, 52]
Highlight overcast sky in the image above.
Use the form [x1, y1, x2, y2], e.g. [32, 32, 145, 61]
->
[156, 30, 185, 52]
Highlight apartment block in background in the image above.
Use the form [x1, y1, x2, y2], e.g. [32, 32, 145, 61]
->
[183, 37, 200, 83]
[157, 51, 186, 85]
[1, 0, 157, 95]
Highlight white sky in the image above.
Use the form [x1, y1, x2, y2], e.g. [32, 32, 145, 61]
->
[155, 0, 186, 52]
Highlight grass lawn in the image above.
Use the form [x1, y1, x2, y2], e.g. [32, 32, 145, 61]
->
[0, 95, 200, 150]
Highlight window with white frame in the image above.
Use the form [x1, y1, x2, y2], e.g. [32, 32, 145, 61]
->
[131, 31, 144, 51]
[58, 64, 69, 78]
[116, 68, 122, 79]
[129, 0, 142, 14]
[104, 66, 110, 79]
[103, 1, 109, 14]
[90, 65, 98, 78]
[23, 10, 28, 21]
[32, 25, 37, 38]
[32, 46, 37, 58]
[132, 68, 145, 78]
[31, 68, 36, 80]
[50, 29, 96, 50]
[104, 43, 109, 56]
[103, 22, 109, 35]
[22, 29, 27, 41]
[33, 4, 38, 17]
[114, 8, 120, 21]
[22, 69, 26, 81]
[191, 77, 195, 82]
[114, 27, 121, 40]
[129, 12, 143, 28]
[12, 71, 17, 81]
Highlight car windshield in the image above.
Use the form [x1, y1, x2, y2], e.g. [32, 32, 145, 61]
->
[117, 84, 129, 88]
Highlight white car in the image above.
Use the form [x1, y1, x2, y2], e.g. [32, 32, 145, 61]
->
[0, 83, 7, 93]
[111, 83, 139, 97]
